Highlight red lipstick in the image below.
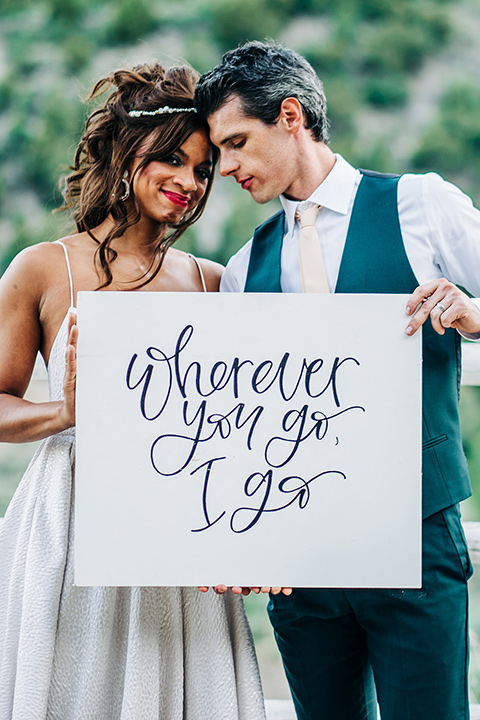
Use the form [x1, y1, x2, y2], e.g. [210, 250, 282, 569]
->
[162, 190, 189, 207]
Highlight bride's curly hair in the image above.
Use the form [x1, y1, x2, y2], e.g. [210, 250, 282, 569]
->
[62, 62, 217, 288]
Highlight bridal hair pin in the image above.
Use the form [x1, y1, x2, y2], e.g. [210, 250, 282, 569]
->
[128, 106, 197, 117]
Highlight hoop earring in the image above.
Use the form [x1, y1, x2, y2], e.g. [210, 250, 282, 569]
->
[119, 170, 130, 201]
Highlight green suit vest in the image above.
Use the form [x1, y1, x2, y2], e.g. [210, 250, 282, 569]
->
[244, 170, 471, 518]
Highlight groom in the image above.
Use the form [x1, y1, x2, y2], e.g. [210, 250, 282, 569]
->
[195, 41, 480, 720]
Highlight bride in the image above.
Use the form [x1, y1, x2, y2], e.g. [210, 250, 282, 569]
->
[0, 61, 266, 720]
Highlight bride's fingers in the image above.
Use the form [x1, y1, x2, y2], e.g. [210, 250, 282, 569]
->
[65, 332, 77, 380]
[62, 318, 78, 428]
[67, 308, 77, 332]
[64, 314, 78, 369]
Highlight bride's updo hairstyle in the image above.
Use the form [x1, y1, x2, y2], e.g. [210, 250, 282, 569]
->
[63, 62, 216, 288]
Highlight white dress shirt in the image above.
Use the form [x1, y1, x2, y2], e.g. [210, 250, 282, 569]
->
[220, 155, 480, 302]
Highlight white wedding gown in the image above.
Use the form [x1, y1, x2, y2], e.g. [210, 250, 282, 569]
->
[0, 245, 266, 720]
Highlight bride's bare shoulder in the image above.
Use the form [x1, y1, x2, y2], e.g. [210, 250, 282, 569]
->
[195, 256, 224, 292]
[8, 232, 91, 275]
[3, 241, 62, 282]
[169, 248, 223, 292]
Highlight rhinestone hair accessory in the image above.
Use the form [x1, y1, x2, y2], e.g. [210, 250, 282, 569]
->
[128, 106, 197, 117]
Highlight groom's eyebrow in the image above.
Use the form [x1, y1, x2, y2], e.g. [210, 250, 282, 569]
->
[217, 132, 243, 146]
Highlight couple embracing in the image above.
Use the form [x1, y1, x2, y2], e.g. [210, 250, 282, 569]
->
[1, 40, 479, 720]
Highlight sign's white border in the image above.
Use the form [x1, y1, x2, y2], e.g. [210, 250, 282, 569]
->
[75, 292, 422, 588]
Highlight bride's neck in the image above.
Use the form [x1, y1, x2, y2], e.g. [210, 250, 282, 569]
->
[90, 215, 165, 258]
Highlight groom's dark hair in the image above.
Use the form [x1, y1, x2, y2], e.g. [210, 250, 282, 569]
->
[194, 41, 330, 143]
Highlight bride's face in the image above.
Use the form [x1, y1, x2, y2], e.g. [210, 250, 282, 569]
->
[129, 129, 213, 226]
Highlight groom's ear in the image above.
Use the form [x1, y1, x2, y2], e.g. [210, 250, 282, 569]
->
[278, 98, 304, 135]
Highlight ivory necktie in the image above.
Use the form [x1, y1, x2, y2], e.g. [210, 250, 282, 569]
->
[296, 204, 329, 293]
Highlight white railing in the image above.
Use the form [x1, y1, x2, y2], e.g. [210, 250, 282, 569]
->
[463, 342, 480, 386]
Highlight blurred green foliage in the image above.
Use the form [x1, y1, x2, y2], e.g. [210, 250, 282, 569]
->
[106, 0, 161, 46]
[0, 0, 472, 261]
[413, 82, 480, 200]
[460, 385, 480, 516]
[210, 0, 285, 50]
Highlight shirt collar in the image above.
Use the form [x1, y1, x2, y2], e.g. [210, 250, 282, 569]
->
[280, 154, 359, 234]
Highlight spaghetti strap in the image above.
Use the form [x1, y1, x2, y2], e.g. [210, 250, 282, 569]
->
[55, 241, 75, 308]
[189, 253, 207, 292]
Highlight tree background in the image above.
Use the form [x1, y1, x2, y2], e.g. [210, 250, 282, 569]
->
[1, 0, 480, 701]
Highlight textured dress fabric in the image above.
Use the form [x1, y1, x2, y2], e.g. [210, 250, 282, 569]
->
[0, 311, 266, 720]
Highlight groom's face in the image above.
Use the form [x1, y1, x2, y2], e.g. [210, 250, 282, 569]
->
[208, 95, 298, 204]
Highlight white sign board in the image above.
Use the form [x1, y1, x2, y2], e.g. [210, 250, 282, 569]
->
[75, 292, 422, 588]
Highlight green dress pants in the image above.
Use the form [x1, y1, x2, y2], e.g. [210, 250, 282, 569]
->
[268, 504, 472, 720]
